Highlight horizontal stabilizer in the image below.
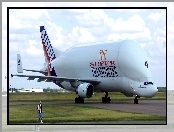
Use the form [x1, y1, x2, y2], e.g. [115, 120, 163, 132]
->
[17, 54, 23, 73]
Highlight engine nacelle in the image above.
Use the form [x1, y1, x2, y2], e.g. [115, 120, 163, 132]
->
[77, 83, 94, 98]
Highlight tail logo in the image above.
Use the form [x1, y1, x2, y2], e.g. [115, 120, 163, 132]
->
[18, 59, 20, 65]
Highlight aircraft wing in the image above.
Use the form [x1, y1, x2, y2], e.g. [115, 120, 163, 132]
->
[11, 74, 101, 85]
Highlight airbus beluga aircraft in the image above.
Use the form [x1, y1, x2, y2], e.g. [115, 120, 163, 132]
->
[11, 26, 158, 104]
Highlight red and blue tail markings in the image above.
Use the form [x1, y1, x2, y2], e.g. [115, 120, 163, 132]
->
[42, 42, 51, 76]
[40, 26, 57, 80]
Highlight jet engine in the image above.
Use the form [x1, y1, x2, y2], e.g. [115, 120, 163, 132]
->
[77, 83, 94, 98]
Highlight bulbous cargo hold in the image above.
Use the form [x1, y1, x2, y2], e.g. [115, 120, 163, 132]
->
[52, 39, 158, 100]
[118, 39, 152, 82]
[116, 40, 158, 98]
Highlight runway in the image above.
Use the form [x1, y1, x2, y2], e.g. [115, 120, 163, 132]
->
[9, 100, 166, 116]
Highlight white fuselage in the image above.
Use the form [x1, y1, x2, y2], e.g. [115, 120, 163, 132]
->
[51, 39, 158, 98]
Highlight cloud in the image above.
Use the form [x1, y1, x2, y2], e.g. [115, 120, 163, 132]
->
[9, 9, 50, 29]
[112, 15, 145, 33]
[148, 12, 161, 21]
[106, 27, 151, 43]
[135, 27, 151, 43]
[77, 27, 97, 43]
[26, 40, 43, 57]
[44, 22, 65, 47]
[148, 10, 166, 27]
[16, 9, 45, 20]
[73, 9, 146, 34]
[9, 33, 29, 42]
[62, 26, 97, 48]
[74, 9, 105, 27]
[72, 10, 150, 44]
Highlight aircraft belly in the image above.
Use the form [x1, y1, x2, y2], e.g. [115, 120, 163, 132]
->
[90, 78, 122, 92]
[60, 77, 122, 92]
[60, 82, 75, 92]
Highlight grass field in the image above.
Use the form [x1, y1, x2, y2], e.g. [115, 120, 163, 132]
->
[8, 92, 166, 124]
[9, 92, 166, 102]
[9, 104, 166, 124]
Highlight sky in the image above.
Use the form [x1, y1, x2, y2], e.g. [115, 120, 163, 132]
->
[2, 2, 172, 91]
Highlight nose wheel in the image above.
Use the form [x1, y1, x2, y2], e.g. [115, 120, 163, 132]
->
[102, 92, 111, 103]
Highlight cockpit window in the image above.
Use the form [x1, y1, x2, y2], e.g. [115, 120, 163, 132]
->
[144, 82, 153, 85]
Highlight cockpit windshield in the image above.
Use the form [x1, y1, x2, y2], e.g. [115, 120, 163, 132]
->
[144, 82, 153, 85]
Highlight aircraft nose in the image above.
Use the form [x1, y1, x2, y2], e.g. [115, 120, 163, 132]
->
[151, 84, 158, 97]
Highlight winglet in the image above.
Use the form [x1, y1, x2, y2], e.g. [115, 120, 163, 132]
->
[17, 54, 23, 73]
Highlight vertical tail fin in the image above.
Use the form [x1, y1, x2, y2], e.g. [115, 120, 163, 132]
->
[40, 26, 57, 63]
[40, 26, 59, 77]
[17, 54, 23, 73]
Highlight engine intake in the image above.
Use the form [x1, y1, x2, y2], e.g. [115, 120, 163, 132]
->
[77, 83, 94, 98]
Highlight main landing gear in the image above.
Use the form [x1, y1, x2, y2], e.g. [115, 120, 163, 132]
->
[102, 92, 111, 103]
[75, 96, 84, 103]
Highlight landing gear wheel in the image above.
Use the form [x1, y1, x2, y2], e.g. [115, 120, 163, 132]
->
[75, 97, 84, 104]
[102, 92, 111, 103]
